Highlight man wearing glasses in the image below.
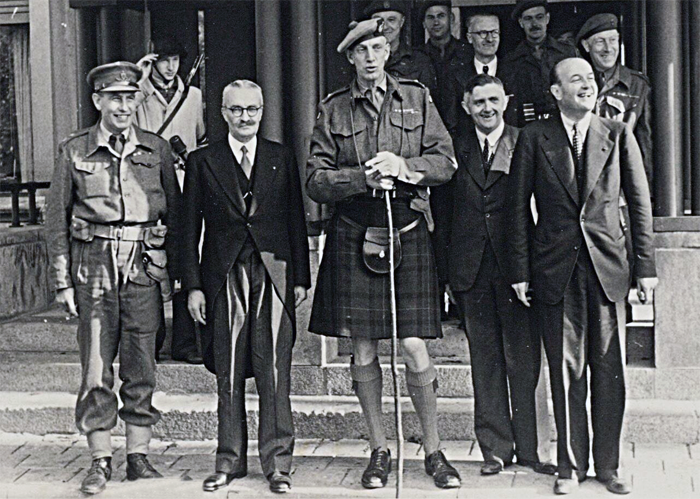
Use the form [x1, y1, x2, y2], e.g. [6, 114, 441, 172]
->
[181, 80, 310, 494]
[501, 0, 576, 127]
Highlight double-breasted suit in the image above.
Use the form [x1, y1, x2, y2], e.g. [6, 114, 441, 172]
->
[508, 114, 655, 478]
[181, 138, 310, 478]
[443, 124, 541, 465]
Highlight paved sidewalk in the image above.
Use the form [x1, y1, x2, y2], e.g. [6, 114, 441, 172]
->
[0, 433, 697, 498]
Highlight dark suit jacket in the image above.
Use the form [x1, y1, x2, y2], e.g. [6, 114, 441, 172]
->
[181, 138, 311, 370]
[443, 124, 523, 292]
[508, 114, 656, 305]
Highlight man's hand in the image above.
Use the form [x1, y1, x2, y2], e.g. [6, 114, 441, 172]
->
[511, 282, 531, 307]
[637, 277, 659, 304]
[136, 53, 159, 81]
[188, 289, 207, 325]
[56, 287, 78, 317]
[294, 286, 307, 307]
[365, 151, 405, 178]
[365, 168, 395, 190]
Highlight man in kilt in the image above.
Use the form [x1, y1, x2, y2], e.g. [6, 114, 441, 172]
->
[306, 18, 461, 490]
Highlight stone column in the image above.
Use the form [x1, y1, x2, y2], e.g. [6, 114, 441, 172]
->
[647, 0, 684, 216]
[255, 0, 283, 143]
[690, 0, 700, 214]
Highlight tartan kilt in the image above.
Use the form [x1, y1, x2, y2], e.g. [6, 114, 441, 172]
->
[309, 214, 442, 339]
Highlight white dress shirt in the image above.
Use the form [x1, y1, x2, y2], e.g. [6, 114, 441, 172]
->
[475, 120, 505, 161]
[560, 112, 592, 155]
[474, 56, 498, 76]
[228, 134, 257, 168]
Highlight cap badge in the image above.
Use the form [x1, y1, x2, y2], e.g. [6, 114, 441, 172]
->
[119, 71, 127, 81]
[383, 1, 390, 8]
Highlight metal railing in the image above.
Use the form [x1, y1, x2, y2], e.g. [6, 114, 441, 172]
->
[0, 181, 51, 227]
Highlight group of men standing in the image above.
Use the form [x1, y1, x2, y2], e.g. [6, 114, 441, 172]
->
[45, 0, 657, 496]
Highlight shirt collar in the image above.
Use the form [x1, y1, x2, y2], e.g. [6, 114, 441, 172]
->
[356, 74, 387, 97]
[97, 121, 136, 156]
[475, 120, 505, 150]
[473, 55, 498, 75]
[560, 111, 593, 142]
[228, 134, 257, 164]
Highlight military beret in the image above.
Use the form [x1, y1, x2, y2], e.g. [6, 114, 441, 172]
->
[511, 0, 548, 20]
[364, 0, 407, 18]
[419, 0, 452, 20]
[152, 34, 187, 60]
[87, 61, 142, 93]
[576, 13, 618, 45]
[337, 18, 385, 53]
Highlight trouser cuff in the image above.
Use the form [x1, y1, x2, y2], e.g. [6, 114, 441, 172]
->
[87, 430, 112, 460]
[125, 424, 152, 455]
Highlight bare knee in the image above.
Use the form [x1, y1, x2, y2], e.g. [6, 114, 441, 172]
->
[352, 338, 379, 366]
[400, 338, 430, 372]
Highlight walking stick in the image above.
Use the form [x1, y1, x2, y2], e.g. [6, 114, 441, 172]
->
[385, 194, 404, 498]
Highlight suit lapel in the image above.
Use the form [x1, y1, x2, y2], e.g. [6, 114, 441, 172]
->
[458, 131, 487, 189]
[581, 115, 614, 205]
[484, 125, 517, 189]
[207, 141, 246, 216]
[248, 138, 280, 217]
[541, 117, 580, 206]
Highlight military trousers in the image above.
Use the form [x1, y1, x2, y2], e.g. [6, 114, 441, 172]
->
[73, 237, 162, 435]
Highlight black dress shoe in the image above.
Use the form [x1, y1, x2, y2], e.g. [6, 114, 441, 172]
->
[202, 470, 247, 492]
[480, 459, 504, 475]
[268, 471, 292, 493]
[126, 453, 163, 481]
[81, 457, 112, 495]
[425, 450, 461, 489]
[518, 458, 557, 475]
[596, 473, 632, 494]
[172, 350, 203, 364]
[362, 448, 391, 489]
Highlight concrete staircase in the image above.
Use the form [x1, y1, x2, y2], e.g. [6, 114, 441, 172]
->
[0, 305, 698, 444]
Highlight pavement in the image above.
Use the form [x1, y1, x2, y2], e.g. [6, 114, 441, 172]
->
[0, 434, 698, 499]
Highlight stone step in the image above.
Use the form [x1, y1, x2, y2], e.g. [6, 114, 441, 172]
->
[0, 391, 697, 444]
[0, 351, 687, 401]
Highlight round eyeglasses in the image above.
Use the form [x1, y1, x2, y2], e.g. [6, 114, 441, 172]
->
[222, 105, 263, 117]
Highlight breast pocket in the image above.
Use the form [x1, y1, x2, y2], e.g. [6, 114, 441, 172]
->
[330, 121, 367, 167]
[389, 112, 424, 157]
[74, 160, 112, 198]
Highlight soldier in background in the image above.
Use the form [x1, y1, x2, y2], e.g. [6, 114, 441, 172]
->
[365, 0, 437, 97]
[577, 13, 653, 191]
[501, 0, 577, 128]
[136, 34, 206, 364]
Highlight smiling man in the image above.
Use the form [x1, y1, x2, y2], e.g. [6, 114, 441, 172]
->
[440, 73, 556, 478]
[501, 0, 576, 127]
[307, 18, 460, 490]
[45, 62, 181, 495]
[508, 58, 657, 495]
[577, 13, 653, 191]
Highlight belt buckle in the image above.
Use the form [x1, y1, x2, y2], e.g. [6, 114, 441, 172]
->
[113, 227, 123, 240]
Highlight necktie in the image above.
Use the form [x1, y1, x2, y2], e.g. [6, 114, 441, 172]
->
[572, 123, 583, 194]
[482, 137, 491, 175]
[109, 134, 125, 156]
[240, 145, 252, 179]
[572, 124, 581, 164]
[483, 65, 489, 74]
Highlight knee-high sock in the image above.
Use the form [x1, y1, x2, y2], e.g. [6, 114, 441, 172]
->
[351, 359, 386, 451]
[406, 363, 440, 456]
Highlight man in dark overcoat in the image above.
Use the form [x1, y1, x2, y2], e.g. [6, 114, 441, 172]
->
[306, 18, 460, 491]
[508, 58, 657, 495]
[181, 80, 310, 494]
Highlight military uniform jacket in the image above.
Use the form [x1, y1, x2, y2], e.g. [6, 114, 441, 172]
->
[306, 73, 456, 228]
[386, 43, 438, 99]
[45, 123, 181, 291]
[596, 63, 652, 187]
[501, 36, 577, 127]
